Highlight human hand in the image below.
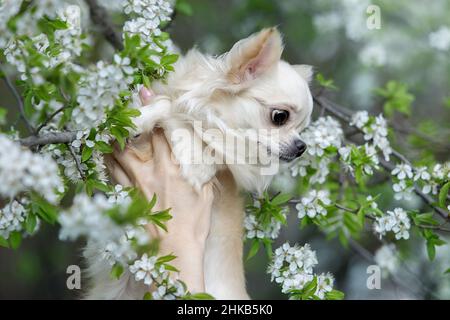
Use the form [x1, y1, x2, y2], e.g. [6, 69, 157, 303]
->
[104, 88, 214, 292]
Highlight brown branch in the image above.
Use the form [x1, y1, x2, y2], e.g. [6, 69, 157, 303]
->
[1, 66, 35, 134]
[84, 0, 124, 51]
[314, 95, 449, 220]
[68, 144, 86, 181]
[36, 106, 66, 133]
[19, 131, 77, 147]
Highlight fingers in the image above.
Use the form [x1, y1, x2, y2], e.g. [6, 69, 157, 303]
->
[151, 129, 173, 165]
[104, 153, 133, 187]
[139, 87, 154, 105]
[126, 132, 154, 161]
[112, 141, 148, 183]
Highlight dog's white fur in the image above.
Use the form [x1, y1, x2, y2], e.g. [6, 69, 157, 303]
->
[85, 28, 313, 299]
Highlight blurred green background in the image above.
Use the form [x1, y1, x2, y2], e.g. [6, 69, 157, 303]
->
[1, 0, 449, 299]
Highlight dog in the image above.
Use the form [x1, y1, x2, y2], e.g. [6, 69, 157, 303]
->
[85, 27, 313, 299]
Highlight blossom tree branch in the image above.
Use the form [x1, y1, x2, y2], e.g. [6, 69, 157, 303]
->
[19, 131, 77, 147]
[1, 66, 35, 134]
[313, 94, 449, 220]
[84, 0, 124, 51]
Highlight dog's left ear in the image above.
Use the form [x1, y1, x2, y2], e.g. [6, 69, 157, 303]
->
[293, 65, 314, 83]
[226, 27, 283, 84]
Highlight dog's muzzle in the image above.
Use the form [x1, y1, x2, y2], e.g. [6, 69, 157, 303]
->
[279, 139, 307, 162]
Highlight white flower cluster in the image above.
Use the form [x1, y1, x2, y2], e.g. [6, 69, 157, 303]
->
[339, 143, 380, 176]
[130, 253, 186, 300]
[374, 208, 411, 240]
[429, 26, 450, 51]
[0, 0, 22, 48]
[3, 4, 84, 84]
[359, 43, 387, 67]
[58, 193, 119, 242]
[296, 189, 331, 219]
[0, 135, 63, 204]
[350, 111, 392, 161]
[244, 207, 287, 240]
[74, 55, 135, 130]
[59, 190, 152, 267]
[0, 200, 26, 239]
[291, 116, 343, 184]
[268, 242, 334, 299]
[391, 163, 414, 200]
[374, 244, 399, 276]
[122, 0, 173, 43]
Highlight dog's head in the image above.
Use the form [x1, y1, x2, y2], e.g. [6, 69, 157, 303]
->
[167, 28, 313, 192]
[211, 28, 313, 163]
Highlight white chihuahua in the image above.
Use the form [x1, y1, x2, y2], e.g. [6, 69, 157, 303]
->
[85, 27, 313, 299]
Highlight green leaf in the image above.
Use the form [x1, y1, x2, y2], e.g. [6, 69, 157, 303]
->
[111, 126, 126, 150]
[95, 141, 113, 154]
[25, 213, 37, 234]
[375, 81, 414, 117]
[426, 241, 436, 261]
[160, 54, 179, 66]
[315, 73, 338, 91]
[325, 290, 345, 300]
[444, 268, 450, 275]
[9, 231, 22, 249]
[271, 193, 291, 206]
[30, 194, 58, 225]
[438, 181, 450, 209]
[183, 293, 215, 300]
[0, 107, 7, 125]
[81, 147, 93, 162]
[0, 236, 9, 248]
[157, 254, 177, 264]
[143, 292, 152, 300]
[247, 240, 260, 260]
[176, 0, 193, 16]
[111, 263, 124, 280]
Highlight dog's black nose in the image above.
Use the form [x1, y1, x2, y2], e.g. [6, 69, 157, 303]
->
[294, 139, 307, 158]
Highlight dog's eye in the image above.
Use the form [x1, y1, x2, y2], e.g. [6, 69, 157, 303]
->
[271, 110, 289, 126]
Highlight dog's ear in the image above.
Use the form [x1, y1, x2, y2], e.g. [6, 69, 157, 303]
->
[226, 27, 283, 84]
[293, 65, 314, 83]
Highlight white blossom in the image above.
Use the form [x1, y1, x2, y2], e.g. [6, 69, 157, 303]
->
[268, 243, 318, 293]
[58, 193, 119, 242]
[244, 207, 287, 240]
[129, 253, 158, 285]
[374, 244, 399, 275]
[130, 253, 186, 299]
[0, 135, 63, 203]
[359, 44, 387, 67]
[429, 26, 450, 51]
[414, 166, 431, 181]
[0, 200, 26, 239]
[296, 189, 331, 219]
[374, 208, 411, 240]
[392, 180, 413, 201]
[122, 0, 173, 44]
[74, 57, 135, 130]
[315, 273, 334, 299]
[391, 163, 414, 180]
[290, 117, 343, 184]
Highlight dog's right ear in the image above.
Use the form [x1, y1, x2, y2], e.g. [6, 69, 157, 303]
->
[225, 28, 283, 85]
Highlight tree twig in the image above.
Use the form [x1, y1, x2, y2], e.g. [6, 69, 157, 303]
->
[68, 144, 86, 180]
[84, 0, 124, 51]
[1, 66, 35, 134]
[19, 131, 77, 147]
[314, 95, 449, 220]
[36, 106, 67, 133]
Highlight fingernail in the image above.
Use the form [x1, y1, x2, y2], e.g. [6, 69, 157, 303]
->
[140, 87, 154, 104]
